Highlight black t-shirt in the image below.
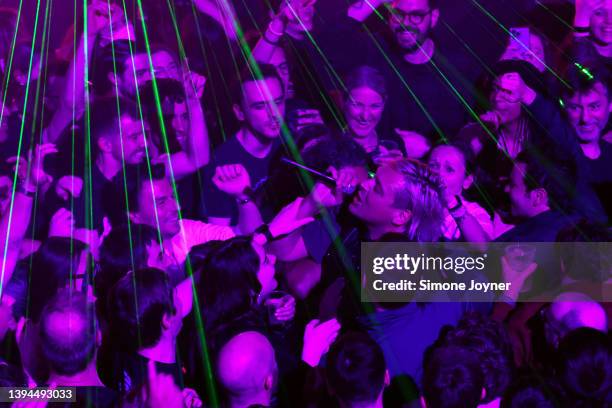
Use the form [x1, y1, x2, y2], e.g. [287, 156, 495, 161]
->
[365, 38, 483, 141]
[121, 353, 185, 393]
[201, 136, 280, 222]
[584, 141, 612, 222]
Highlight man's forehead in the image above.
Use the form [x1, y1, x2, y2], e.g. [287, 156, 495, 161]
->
[141, 178, 172, 199]
[496, 72, 521, 87]
[120, 114, 148, 131]
[377, 165, 403, 185]
[393, 0, 431, 12]
[242, 78, 283, 102]
[570, 82, 610, 103]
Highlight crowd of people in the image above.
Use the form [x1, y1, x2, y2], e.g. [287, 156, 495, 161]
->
[1, 0, 611, 406]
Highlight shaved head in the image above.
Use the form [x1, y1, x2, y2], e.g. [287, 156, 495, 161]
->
[551, 292, 608, 332]
[217, 331, 277, 407]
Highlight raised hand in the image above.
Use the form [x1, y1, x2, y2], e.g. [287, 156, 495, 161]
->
[302, 318, 341, 367]
[212, 164, 251, 198]
[183, 68, 206, 100]
[268, 197, 314, 238]
[274, 294, 296, 322]
[394, 129, 430, 159]
[182, 388, 202, 408]
[48, 208, 75, 238]
[307, 166, 360, 209]
[55, 175, 84, 201]
[25, 143, 57, 192]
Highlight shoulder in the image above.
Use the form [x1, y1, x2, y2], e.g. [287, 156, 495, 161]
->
[213, 136, 243, 163]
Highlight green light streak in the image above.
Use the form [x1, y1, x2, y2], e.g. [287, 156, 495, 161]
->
[1, 0, 43, 294]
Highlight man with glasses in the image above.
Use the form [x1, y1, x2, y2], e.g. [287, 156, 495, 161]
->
[348, 0, 483, 154]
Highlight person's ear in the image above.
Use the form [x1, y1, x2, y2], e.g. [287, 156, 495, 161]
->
[463, 174, 474, 190]
[161, 312, 172, 331]
[264, 374, 274, 391]
[391, 209, 411, 227]
[420, 395, 428, 408]
[384, 369, 391, 387]
[233, 103, 245, 122]
[430, 9, 440, 29]
[96, 328, 103, 347]
[531, 187, 548, 207]
[481, 387, 487, 401]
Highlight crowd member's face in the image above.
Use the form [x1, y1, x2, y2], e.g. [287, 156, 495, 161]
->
[253, 242, 277, 299]
[565, 82, 611, 144]
[344, 86, 385, 138]
[118, 53, 149, 96]
[505, 162, 536, 218]
[171, 100, 189, 150]
[105, 114, 147, 164]
[490, 73, 523, 125]
[285, 0, 316, 33]
[150, 50, 180, 80]
[133, 178, 180, 238]
[428, 146, 470, 201]
[388, 0, 438, 52]
[591, 5, 612, 45]
[119, 50, 179, 96]
[268, 47, 293, 98]
[235, 78, 285, 139]
[349, 166, 409, 228]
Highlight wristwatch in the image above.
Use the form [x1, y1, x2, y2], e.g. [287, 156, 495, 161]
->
[254, 223, 275, 244]
[448, 196, 467, 221]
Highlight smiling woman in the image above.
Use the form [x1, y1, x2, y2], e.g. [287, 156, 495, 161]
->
[342, 66, 389, 152]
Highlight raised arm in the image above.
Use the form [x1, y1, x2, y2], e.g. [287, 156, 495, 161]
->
[44, 1, 119, 143]
[164, 70, 210, 180]
[1, 144, 57, 289]
[212, 164, 263, 235]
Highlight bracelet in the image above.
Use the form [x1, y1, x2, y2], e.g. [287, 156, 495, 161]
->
[450, 205, 467, 221]
[236, 187, 255, 205]
[447, 195, 463, 212]
[236, 196, 251, 205]
[268, 21, 285, 37]
[255, 224, 275, 243]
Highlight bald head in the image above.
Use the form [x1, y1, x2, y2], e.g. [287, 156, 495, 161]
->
[217, 331, 277, 406]
[40, 291, 96, 376]
[550, 292, 608, 332]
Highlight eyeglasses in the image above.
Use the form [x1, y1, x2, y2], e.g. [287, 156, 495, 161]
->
[389, 8, 431, 25]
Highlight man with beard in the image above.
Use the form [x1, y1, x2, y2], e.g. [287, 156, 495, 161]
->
[202, 64, 286, 226]
[348, 0, 483, 153]
[85, 97, 147, 232]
